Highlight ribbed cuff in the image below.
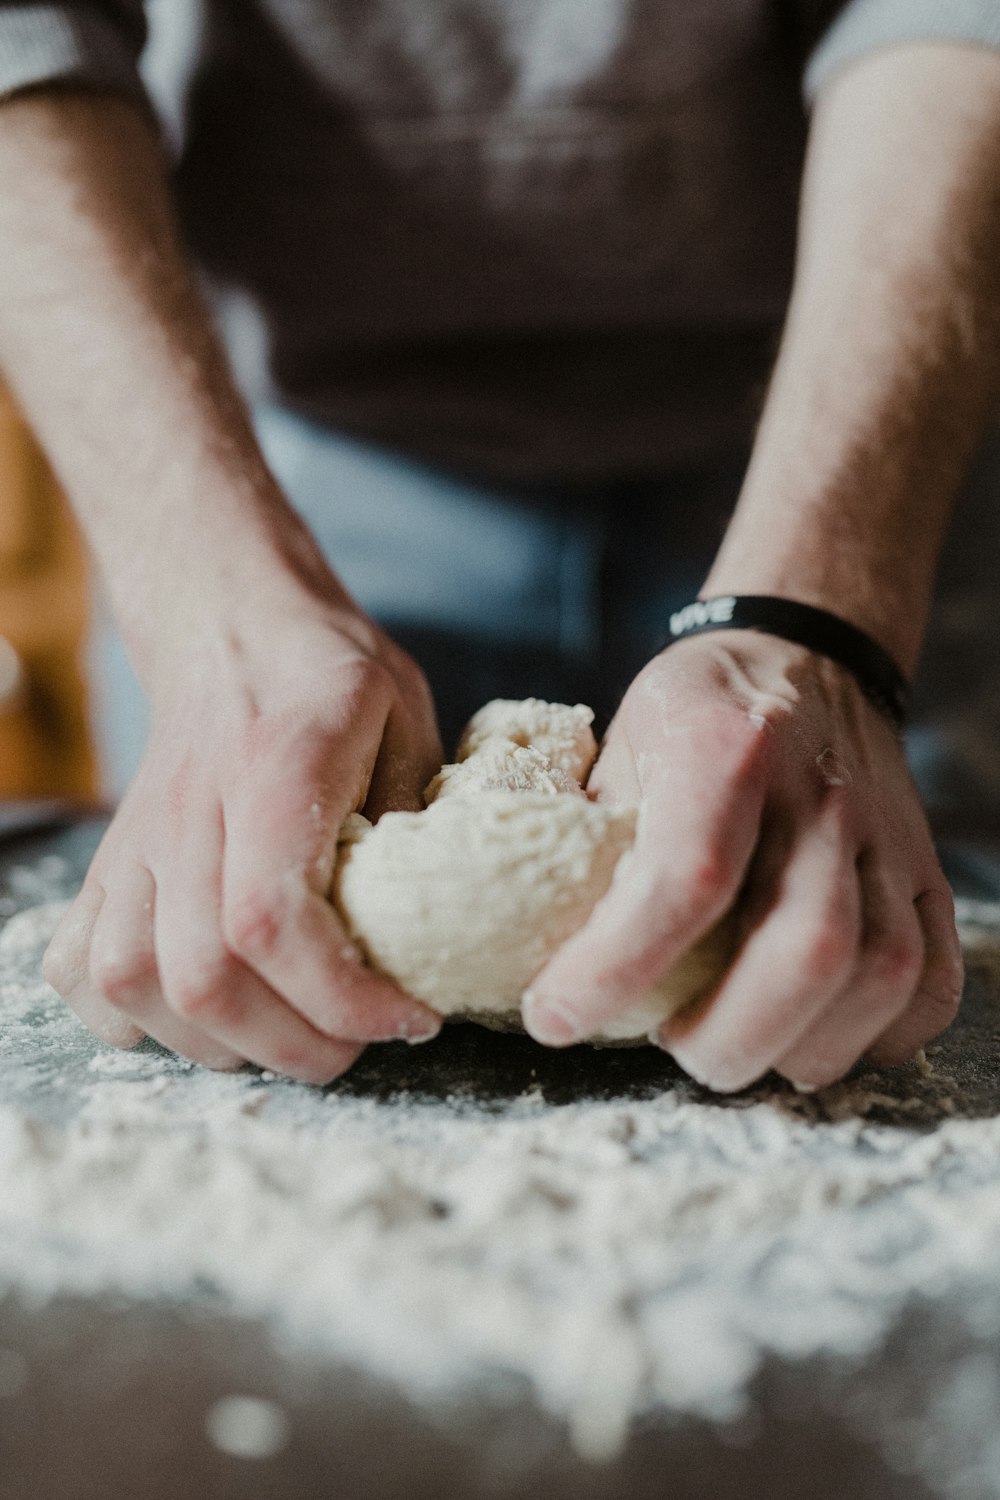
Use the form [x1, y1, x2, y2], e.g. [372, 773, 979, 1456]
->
[806, 0, 1000, 100]
[0, 3, 147, 104]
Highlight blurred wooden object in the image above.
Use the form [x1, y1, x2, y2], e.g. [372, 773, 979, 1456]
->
[0, 386, 97, 800]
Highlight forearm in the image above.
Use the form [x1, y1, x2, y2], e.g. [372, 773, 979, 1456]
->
[3, 95, 444, 1081]
[0, 90, 342, 685]
[705, 42, 1000, 676]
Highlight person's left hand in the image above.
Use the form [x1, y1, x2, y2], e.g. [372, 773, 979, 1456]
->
[522, 632, 962, 1091]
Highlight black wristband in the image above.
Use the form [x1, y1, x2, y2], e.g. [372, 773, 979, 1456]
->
[665, 595, 911, 728]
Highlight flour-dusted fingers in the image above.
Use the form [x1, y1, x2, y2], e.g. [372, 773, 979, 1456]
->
[42, 878, 104, 996]
[221, 735, 442, 1045]
[87, 866, 243, 1070]
[42, 879, 144, 1049]
[865, 886, 964, 1067]
[364, 700, 442, 820]
[154, 799, 366, 1084]
[773, 853, 923, 1090]
[523, 705, 768, 1046]
[364, 656, 443, 820]
[582, 728, 641, 806]
[658, 791, 862, 1093]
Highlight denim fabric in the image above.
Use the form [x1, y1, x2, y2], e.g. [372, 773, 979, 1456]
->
[88, 404, 1000, 821]
[88, 403, 742, 795]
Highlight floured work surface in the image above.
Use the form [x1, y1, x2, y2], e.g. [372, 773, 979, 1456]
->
[3, 825, 1000, 1499]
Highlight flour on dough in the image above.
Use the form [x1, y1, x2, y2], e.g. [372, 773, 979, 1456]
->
[333, 699, 733, 1045]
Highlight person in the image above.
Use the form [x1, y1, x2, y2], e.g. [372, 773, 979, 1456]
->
[1, 2, 998, 1092]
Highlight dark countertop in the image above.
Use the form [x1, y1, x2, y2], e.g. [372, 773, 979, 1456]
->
[1, 808, 999, 1500]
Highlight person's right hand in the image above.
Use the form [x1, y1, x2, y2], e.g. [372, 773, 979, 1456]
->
[42, 600, 444, 1083]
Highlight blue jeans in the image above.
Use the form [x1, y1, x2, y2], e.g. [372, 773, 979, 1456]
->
[89, 405, 1000, 818]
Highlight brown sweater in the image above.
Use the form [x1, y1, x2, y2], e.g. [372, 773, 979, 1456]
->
[2, 1, 1000, 480]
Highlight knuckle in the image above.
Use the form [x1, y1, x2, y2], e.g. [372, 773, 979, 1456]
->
[169, 954, 236, 1022]
[682, 843, 735, 905]
[800, 918, 854, 987]
[90, 947, 158, 1008]
[224, 885, 290, 961]
[871, 931, 923, 991]
[796, 879, 860, 985]
[335, 654, 395, 718]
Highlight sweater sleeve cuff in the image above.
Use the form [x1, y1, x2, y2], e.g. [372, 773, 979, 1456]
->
[0, 3, 147, 106]
[805, 0, 1000, 101]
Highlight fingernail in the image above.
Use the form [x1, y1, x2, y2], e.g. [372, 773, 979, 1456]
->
[522, 990, 584, 1046]
[205, 1053, 245, 1073]
[398, 1013, 443, 1044]
[97, 1018, 145, 1049]
[789, 1079, 818, 1095]
[661, 1045, 732, 1092]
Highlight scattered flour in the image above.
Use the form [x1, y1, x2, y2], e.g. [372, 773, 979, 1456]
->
[2, 896, 1000, 1466]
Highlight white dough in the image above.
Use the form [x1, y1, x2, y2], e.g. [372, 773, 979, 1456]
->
[333, 699, 733, 1044]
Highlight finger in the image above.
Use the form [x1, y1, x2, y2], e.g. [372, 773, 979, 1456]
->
[585, 723, 641, 804]
[866, 886, 964, 1066]
[156, 801, 367, 1084]
[222, 738, 442, 1043]
[42, 879, 105, 995]
[364, 701, 440, 819]
[774, 853, 924, 1090]
[658, 792, 861, 1092]
[523, 716, 768, 1045]
[88, 867, 242, 1070]
[43, 880, 145, 1050]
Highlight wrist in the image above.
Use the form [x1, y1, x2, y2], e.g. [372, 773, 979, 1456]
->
[703, 490, 936, 677]
[666, 594, 910, 726]
[101, 474, 363, 690]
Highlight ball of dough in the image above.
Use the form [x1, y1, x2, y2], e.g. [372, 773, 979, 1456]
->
[332, 699, 734, 1045]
